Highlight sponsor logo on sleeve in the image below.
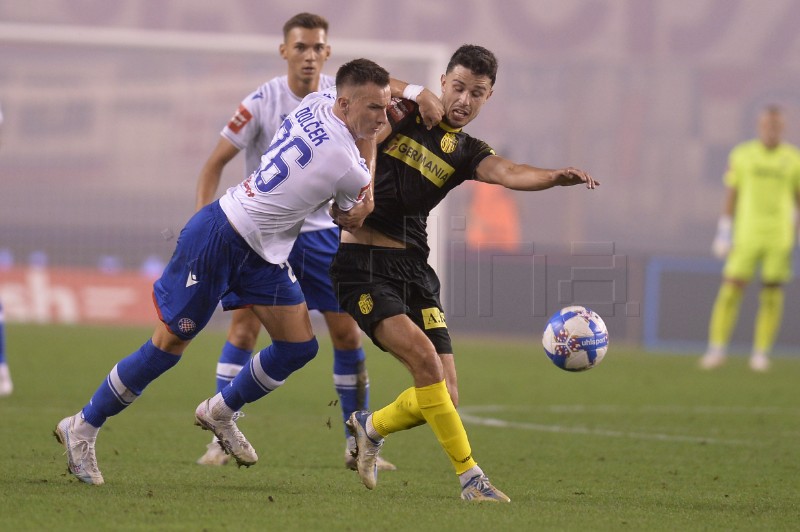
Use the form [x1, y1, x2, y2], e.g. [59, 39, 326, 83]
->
[356, 183, 371, 202]
[387, 98, 415, 123]
[227, 104, 253, 133]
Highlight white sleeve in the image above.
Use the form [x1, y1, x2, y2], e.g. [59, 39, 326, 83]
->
[220, 88, 263, 150]
[334, 162, 371, 212]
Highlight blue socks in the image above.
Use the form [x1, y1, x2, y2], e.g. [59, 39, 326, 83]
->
[222, 338, 318, 411]
[216, 342, 252, 393]
[81, 340, 180, 428]
[333, 348, 369, 434]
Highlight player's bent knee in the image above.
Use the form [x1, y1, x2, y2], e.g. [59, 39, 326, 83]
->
[274, 337, 319, 374]
[324, 313, 362, 350]
[329, 329, 362, 350]
[407, 348, 444, 384]
[227, 329, 260, 351]
[723, 278, 748, 290]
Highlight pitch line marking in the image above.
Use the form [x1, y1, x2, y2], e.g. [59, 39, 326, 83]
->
[458, 405, 755, 446]
[462, 404, 789, 415]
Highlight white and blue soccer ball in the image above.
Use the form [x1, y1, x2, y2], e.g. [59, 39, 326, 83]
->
[542, 305, 608, 372]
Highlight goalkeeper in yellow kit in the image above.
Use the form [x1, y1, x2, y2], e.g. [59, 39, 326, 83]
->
[701, 105, 800, 371]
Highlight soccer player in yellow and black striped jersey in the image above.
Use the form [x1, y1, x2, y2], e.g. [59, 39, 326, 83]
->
[330, 44, 599, 502]
[701, 106, 800, 372]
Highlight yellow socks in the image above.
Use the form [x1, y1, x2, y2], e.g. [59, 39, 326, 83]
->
[371, 387, 425, 437]
[372, 380, 477, 475]
[416, 380, 476, 474]
[708, 282, 744, 347]
[754, 287, 784, 354]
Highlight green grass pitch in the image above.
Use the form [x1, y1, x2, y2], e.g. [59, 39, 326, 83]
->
[1, 323, 798, 531]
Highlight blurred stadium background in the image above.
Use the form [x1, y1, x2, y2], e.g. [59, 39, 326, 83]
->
[2, 0, 800, 354]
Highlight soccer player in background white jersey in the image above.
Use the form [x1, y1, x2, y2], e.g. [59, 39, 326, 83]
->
[0, 101, 12, 397]
[192, 12, 396, 470]
[701, 105, 800, 372]
[54, 58, 391, 485]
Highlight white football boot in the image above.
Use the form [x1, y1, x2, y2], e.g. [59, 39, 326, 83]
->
[0, 363, 12, 396]
[194, 397, 257, 467]
[749, 352, 770, 372]
[54, 414, 104, 485]
[460, 474, 511, 502]
[344, 435, 397, 471]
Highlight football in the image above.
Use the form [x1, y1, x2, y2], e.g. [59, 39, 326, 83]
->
[542, 305, 609, 371]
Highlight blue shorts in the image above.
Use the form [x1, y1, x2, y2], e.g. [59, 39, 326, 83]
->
[289, 227, 343, 313]
[154, 202, 304, 340]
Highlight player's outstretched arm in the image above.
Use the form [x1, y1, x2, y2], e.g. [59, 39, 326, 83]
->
[475, 154, 599, 191]
[195, 138, 240, 211]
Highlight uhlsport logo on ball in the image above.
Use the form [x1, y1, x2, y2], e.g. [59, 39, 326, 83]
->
[542, 305, 608, 372]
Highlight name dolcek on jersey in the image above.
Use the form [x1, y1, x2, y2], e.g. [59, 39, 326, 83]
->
[295, 106, 330, 146]
[240, 104, 331, 199]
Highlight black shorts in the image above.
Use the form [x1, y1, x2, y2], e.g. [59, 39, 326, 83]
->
[330, 243, 453, 354]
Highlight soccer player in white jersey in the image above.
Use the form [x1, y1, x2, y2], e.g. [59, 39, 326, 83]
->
[54, 58, 391, 485]
[193, 13, 395, 470]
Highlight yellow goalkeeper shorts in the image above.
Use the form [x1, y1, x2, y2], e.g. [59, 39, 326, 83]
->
[723, 241, 793, 284]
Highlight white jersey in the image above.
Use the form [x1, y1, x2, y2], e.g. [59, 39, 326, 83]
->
[221, 74, 336, 233]
[219, 88, 371, 264]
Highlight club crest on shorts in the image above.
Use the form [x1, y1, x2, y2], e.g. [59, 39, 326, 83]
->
[358, 293, 374, 315]
[178, 317, 197, 334]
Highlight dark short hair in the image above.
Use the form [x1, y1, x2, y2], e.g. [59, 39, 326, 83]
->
[336, 58, 390, 90]
[283, 12, 329, 39]
[446, 44, 498, 86]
